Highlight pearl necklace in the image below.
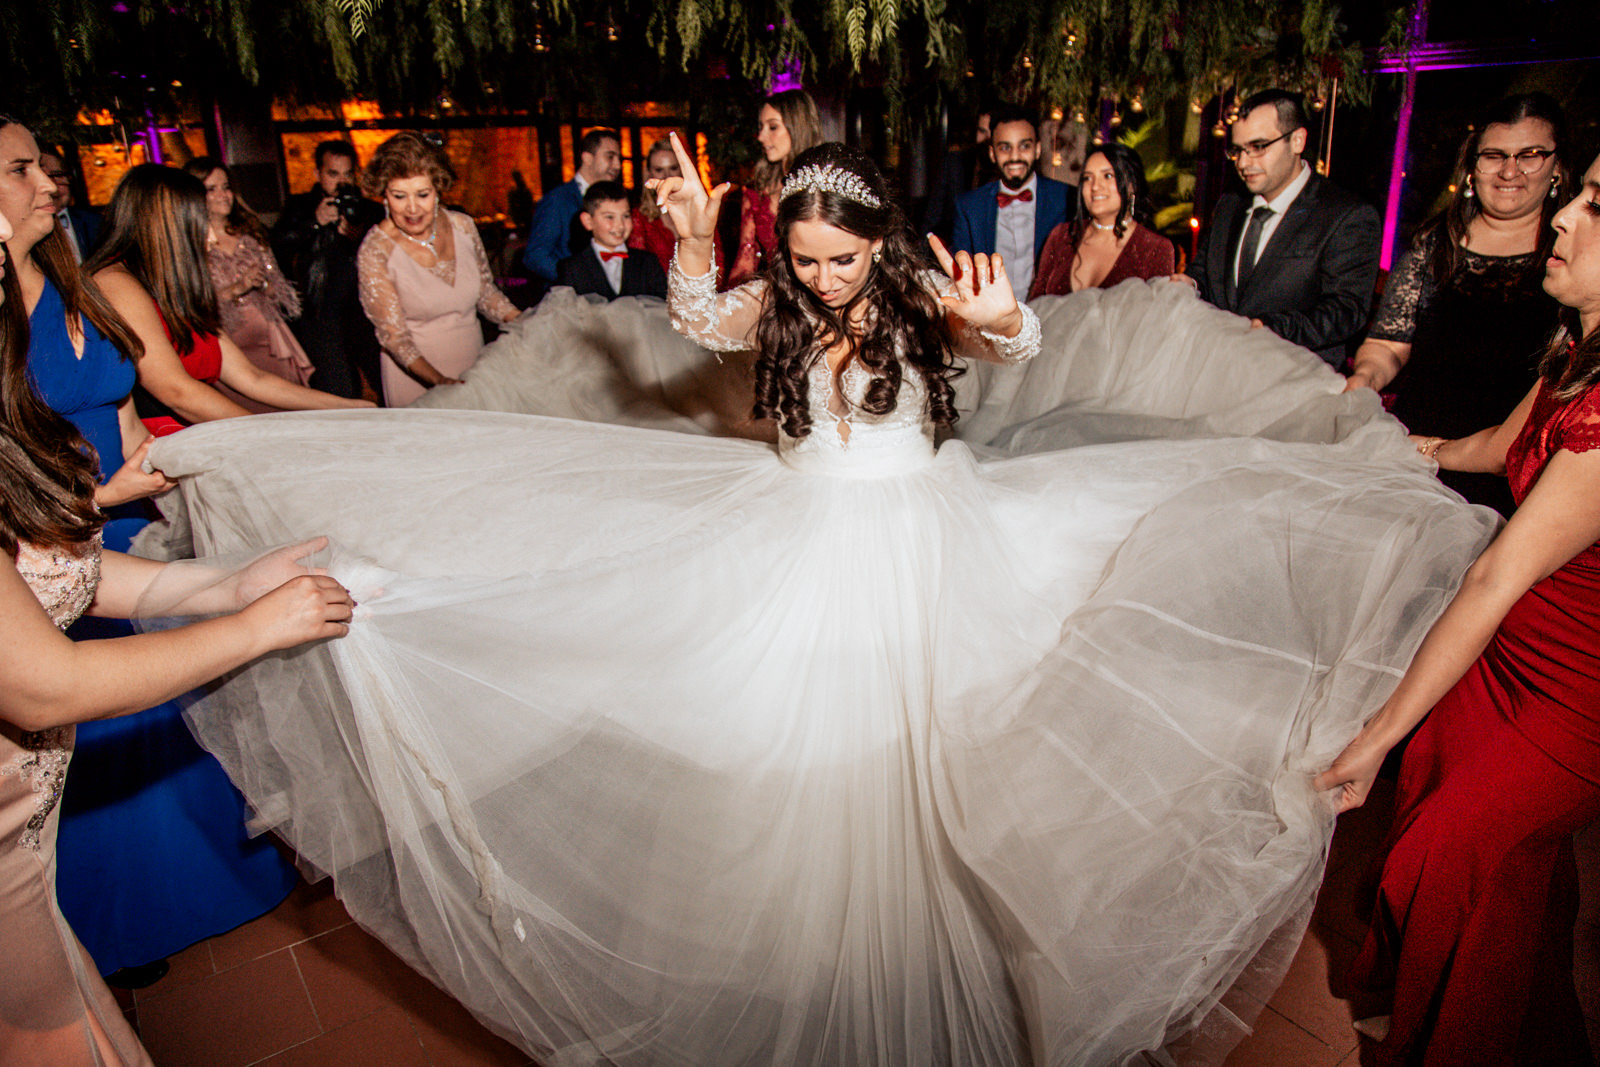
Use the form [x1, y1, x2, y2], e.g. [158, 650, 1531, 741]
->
[1089, 219, 1116, 232]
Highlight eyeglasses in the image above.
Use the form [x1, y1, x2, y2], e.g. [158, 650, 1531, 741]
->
[1225, 132, 1292, 162]
[1473, 148, 1555, 175]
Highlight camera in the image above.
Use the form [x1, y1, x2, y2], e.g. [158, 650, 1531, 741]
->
[332, 183, 367, 223]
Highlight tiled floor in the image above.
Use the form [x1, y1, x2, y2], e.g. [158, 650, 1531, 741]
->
[109, 778, 1600, 1066]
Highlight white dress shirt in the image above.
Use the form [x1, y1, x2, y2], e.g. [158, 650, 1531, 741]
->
[1233, 161, 1311, 283]
[594, 240, 625, 294]
[995, 174, 1038, 301]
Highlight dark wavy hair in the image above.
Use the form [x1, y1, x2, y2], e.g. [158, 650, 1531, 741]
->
[0, 263, 104, 556]
[753, 143, 961, 439]
[1078, 142, 1152, 239]
[183, 157, 269, 244]
[1416, 93, 1571, 287]
[84, 164, 220, 357]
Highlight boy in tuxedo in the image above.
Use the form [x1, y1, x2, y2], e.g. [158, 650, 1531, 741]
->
[555, 182, 668, 300]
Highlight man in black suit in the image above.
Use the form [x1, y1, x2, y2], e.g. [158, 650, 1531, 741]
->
[1180, 89, 1380, 368]
[40, 150, 100, 262]
[556, 182, 667, 301]
[271, 140, 385, 399]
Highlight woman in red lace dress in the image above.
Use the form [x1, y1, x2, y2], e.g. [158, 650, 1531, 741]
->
[1317, 151, 1600, 1065]
[724, 90, 821, 288]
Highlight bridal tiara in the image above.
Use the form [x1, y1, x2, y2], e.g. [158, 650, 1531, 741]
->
[780, 164, 884, 210]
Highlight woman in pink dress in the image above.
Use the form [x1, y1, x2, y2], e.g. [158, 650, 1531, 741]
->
[0, 198, 355, 1066]
[185, 158, 316, 411]
[356, 132, 521, 407]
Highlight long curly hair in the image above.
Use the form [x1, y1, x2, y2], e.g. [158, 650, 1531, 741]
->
[84, 164, 221, 357]
[753, 143, 961, 439]
[1416, 93, 1571, 287]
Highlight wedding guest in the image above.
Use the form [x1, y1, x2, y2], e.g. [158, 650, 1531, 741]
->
[85, 165, 370, 426]
[923, 108, 992, 247]
[185, 157, 317, 409]
[1317, 148, 1600, 1067]
[0, 194, 352, 1056]
[630, 139, 684, 275]
[358, 131, 521, 406]
[950, 103, 1076, 301]
[39, 149, 99, 263]
[270, 140, 385, 399]
[1030, 142, 1174, 297]
[1180, 89, 1380, 367]
[725, 90, 823, 287]
[557, 181, 667, 300]
[1345, 94, 1569, 515]
[522, 128, 622, 284]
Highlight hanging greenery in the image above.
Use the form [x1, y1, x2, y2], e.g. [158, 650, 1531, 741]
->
[1, 0, 1393, 135]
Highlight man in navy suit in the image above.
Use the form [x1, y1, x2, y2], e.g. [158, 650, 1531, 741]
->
[950, 103, 1075, 299]
[523, 128, 623, 283]
[40, 150, 100, 262]
[555, 181, 667, 301]
[1180, 89, 1380, 368]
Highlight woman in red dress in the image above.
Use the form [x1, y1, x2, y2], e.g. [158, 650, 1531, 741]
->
[1317, 150, 1600, 1065]
[1029, 142, 1174, 298]
[724, 90, 822, 288]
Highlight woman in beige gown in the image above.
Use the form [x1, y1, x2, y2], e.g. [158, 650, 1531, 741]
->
[355, 132, 519, 407]
[0, 171, 355, 1064]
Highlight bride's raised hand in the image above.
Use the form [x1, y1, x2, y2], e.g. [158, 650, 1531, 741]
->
[928, 234, 1025, 338]
[646, 131, 729, 244]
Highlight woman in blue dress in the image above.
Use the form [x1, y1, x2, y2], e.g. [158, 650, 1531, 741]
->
[0, 116, 298, 980]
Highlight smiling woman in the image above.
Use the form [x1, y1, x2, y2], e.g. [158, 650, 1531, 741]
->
[1346, 93, 1571, 514]
[355, 131, 521, 406]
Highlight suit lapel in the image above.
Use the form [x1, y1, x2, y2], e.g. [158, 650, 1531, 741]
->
[1221, 199, 1249, 306]
[1246, 177, 1318, 292]
[585, 249, 619, 299]
[977, 182, 1000, 255]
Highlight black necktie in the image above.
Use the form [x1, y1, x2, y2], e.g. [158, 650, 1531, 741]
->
[1236, 206, 1274, 291]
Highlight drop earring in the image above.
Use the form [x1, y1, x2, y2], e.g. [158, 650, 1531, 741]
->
[871, 247, 882, 264]
[1463, 176, 1474, 200]
[1551, 177, 1560, 199]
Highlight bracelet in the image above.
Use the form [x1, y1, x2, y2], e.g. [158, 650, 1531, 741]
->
[1416, 436, 1447, 459]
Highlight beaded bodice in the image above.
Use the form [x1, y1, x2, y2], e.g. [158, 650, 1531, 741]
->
[3, 536, 101, 851]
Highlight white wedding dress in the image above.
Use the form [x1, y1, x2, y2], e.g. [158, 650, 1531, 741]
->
[140, 270, 1497, 1066]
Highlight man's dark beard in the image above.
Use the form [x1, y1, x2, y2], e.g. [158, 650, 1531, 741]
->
[999, 166, 1034, 191]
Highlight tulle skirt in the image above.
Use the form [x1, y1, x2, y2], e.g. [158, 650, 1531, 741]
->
[140, 281, 1499, 1065]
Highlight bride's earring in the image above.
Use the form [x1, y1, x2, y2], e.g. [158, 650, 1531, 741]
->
[871, 246, 882, 264]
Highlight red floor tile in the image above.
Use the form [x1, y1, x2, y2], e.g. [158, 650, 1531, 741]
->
[254, 1006, 432, 1066]
[135, 947, 320, 1067]
[403, 990, 531, 1067]
[292, 922, 442, 1031]
[130, 937, 215, 1005]
[1265, 927, 1361, 1055]
[209, 877, 353, 973]
[1222, 1006, 1347, 1067]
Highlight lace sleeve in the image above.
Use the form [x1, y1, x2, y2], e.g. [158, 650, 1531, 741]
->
[925, 271, 1041, 364]
[1557, 383, 1600, 455]
[245, 235, 301, 320]
[458, 213, 520, 325]
[1368, 234, 1433, 344]
[668, 251, 765, 353]
[357, 230, 427, 370]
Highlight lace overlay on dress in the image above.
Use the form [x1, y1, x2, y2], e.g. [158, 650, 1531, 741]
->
[210, 233, 301, 337]
[3, 537, 101, 851]
[357, 211, 521, 369]
[1369, 229, 1545, 344]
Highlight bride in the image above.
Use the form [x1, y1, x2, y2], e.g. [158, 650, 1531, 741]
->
[144, 141, 1496, 1065]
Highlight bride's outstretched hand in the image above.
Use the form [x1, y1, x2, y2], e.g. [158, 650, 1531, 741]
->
[928, 234, 1025, 338]
[646, 131, 729, 244]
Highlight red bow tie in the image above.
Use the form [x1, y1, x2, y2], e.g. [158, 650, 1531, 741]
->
[600, 249, 629, 262]
[997, 188, 1034, 208]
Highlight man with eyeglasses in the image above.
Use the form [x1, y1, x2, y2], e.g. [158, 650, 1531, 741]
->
[1178, 89, 1380, 368]
[40, 149, 101, 263]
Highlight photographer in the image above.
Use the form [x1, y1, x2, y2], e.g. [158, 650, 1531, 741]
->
[271, 140, 385, 400]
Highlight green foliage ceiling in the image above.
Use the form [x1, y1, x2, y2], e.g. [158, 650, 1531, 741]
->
[1, 0, 1396, 132]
